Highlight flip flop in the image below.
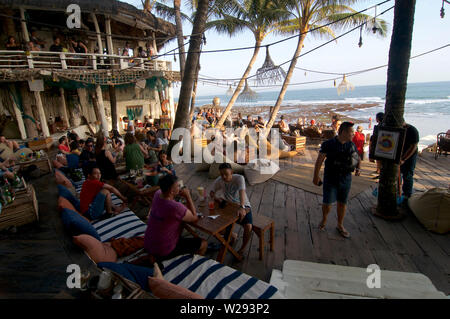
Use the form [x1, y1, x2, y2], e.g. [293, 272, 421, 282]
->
[336, 227, 351, 238]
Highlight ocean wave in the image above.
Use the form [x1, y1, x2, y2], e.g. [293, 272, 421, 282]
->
[405, 99, 450, 105]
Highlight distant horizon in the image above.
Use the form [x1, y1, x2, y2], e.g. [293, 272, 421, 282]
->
[190, 80, 450, 99]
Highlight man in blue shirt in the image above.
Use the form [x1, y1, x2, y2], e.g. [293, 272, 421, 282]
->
[313, 122, 359, 238]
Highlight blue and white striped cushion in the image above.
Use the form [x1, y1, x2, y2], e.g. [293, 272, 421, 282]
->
[70, 170, 147, 243]
[161, 254, 284, 299]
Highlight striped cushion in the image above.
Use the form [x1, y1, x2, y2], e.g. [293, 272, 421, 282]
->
[70, 169, 147, 243]
[161, 254, 284, 299]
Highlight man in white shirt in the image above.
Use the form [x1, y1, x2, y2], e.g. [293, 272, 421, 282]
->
[210, 163, 253, 258]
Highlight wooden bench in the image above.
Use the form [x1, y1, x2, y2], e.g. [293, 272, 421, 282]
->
[252, 214, 274, 260]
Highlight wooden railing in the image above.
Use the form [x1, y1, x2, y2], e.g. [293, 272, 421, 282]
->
[0, 50, 172, 72]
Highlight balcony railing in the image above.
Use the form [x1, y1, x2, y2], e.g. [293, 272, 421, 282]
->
[0, 50, 172, 72]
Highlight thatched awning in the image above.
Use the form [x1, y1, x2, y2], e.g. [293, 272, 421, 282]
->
[0, 0, 176, 36]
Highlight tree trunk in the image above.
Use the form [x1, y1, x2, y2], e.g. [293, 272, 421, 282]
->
[265, 31, 307, 133]
[216, 40, 262, 129]
[377, 0, 416, 216]
[168, 0, 210, 155]
[109, 86, 118, 132]
[189, 61, 201, 124]
[174, 0, 187, 79]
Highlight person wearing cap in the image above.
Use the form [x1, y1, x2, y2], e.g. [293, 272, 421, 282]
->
[313, 122, 360, 238]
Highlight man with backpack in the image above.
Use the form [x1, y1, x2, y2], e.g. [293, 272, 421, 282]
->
[313, 122, 360, 238]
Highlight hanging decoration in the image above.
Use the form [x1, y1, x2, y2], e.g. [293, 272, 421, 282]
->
[226, 84, 233, 96]
[442, 0, 450, 18]
[256, 46, 286, 85]
[358, 25, 363, 47]
[237, 79, 257, 102]
[372, 6, 378, 33]
[337, 75, 354, 95]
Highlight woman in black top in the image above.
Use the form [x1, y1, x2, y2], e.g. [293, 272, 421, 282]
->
[95, 135, 118, 181]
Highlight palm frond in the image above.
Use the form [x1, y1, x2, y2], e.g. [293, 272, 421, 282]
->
[205, 16, 251, 36]
[153, 2, 193, 23]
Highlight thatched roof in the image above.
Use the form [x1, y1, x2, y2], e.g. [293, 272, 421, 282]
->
[0, 0, 176, 36]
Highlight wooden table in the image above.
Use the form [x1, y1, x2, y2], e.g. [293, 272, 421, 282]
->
[186, 200, 242, 263]
[15, 156, 52, 176]
[118, 175, 159, 206]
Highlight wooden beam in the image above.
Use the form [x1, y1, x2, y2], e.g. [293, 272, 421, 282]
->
[9, 92, 27, 140]
[33, 91, 50, 137]
[108, 86, 118, 131]
[95, 85, 109, 135]
[19, 83, 38, 138]
[19, 7, 30, 43]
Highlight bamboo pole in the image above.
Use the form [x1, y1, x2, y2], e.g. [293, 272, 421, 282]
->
[91, 13, 104, 64]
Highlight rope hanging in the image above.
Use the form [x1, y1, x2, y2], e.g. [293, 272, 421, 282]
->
[256, 47, 286, 85]
[237, 79, 257, 102]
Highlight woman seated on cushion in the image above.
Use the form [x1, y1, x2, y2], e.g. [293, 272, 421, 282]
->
[95, 134, 118, 182]
[124, 133, 146, 171]
[0, 135, 20, 152]
[80, 164, 127, 220]
[69, 140, 81, 156]
[58, 136, 71, 155]
[144, 175, 207, 262]
[157, 150, 175, 178]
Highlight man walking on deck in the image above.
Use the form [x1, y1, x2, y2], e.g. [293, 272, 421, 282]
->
[313, 122, 360, 238]
[399, 121, 419, 202]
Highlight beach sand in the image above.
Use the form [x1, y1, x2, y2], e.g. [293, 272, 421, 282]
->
[229, 103, 379, 126]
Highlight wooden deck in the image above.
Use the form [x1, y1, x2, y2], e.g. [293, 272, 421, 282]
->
[0, 146, 447, 298]
[176, 146, 450, 295]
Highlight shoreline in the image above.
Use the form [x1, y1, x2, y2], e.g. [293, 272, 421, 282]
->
[227, 103, 379, 126]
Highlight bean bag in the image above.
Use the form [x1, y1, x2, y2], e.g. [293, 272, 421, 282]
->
[408, 188, 450, 234]
[244, 159, 280, 186]
[61, 208, 101, 240]
[13, 147, 33, 161]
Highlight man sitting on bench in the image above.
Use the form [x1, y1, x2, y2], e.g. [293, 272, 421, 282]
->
[210, 163, 253, 259]
[80, 164, 127, 220]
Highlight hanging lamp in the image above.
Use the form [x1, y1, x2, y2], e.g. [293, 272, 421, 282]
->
[226, 84, 233, 96]
[337, 75, 354, 95]
[358, 26, 363, 47]
[256, 46, 286, 85]
[237, 79, 258, 102]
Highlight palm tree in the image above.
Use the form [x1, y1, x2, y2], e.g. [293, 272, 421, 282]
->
[376, 0, 416, 218]
[265, 0, 388, 132]
[211, 0, 291, 129]
[168, 0, 211, 154]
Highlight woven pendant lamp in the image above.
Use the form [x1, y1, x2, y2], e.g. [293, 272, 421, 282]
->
[237, 79, 257, 102]
[256, 47, 286, 85]
[226, 84, 233, 96]
[337, 75, 354, 95]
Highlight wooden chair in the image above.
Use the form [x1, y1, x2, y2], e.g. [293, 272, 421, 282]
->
[252, 214, 274, 260]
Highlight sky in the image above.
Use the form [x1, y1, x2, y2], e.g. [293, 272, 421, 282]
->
[124, 0, 450, 97]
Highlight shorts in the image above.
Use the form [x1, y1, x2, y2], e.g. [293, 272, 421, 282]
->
[157, 237, 203, 262]
[85, 191, 107, 220]
[237, 208, 253, 225]
[323, 175, 352, 205]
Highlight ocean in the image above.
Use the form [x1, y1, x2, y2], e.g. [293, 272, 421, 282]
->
[193, 81, 450, 148]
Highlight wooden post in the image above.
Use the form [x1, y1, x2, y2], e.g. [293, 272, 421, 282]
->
[91, 13, 104, 64]
[95, 85, 109, 135]
[108, 85, 118, 131]
[59, 88, 70, 128]
[167, 82, 175, 128]
[152, 32, 158, 56]
[105, 17, 114, 55]
[34, 91, 50, 137]
[20, 7, 30, 43]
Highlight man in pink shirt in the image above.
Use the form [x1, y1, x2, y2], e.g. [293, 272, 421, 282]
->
[144, 175, 207, 261]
